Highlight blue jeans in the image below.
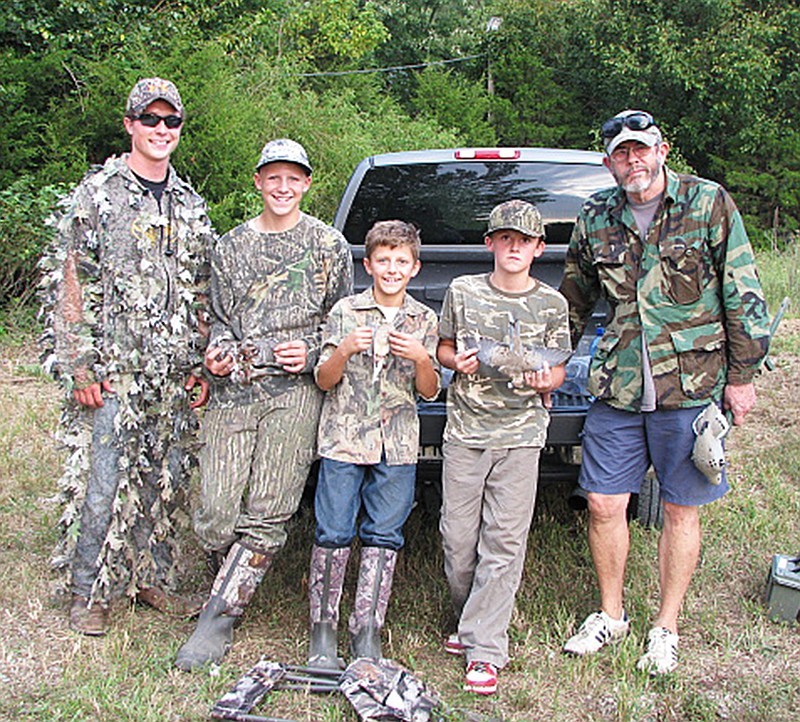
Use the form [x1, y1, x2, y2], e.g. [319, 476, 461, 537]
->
[314, 455, 416, 550]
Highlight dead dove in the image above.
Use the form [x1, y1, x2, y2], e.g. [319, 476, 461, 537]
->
[464, 315, 572, 388]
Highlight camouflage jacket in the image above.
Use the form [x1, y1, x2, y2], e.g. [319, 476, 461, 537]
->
[316, 287, 440, 466]
[38, 154, 214, 602]
[560, 167, 770, 412]
[208, 212, 353, 408]
[440, 273, 571, 448]
[40, 154, 213, 386]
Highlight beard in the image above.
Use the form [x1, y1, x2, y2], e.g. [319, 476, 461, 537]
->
[618, 156, 664, 195]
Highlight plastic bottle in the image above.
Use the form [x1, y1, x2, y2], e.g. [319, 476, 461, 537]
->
[589, 326, 604, 358]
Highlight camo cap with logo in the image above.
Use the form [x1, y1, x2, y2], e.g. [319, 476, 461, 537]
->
[125, 77, 184, 117]
[487, 199, 545, 238]
[255, 138, 313, 175]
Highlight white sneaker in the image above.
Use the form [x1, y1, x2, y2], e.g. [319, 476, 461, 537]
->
[444, 633, 466, 656]
[637, 627, 679, 675]
[563, 610, 630, 656]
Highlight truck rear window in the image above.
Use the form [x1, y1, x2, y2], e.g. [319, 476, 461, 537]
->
[341, 161, 613, 246]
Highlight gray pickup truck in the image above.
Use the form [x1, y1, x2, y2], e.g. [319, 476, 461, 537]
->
[332, 147, 662, 525]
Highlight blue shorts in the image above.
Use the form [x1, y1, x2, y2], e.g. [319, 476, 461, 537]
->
[578, 401, 729, 507]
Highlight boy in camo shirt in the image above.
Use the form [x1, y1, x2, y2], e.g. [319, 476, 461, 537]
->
[175, 139, 353, 671]
[307, 220, 440, 668]
[437, 199, 571, 695]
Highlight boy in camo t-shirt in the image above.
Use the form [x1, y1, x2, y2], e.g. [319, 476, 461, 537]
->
[307, 220, 440, 668]
[437, 199, 571, 695]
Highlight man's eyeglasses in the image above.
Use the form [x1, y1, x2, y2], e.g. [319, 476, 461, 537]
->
[132, 113, 183, 129]
[601, 112, 655, 139]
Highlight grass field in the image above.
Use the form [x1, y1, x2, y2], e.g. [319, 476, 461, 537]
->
[1, 299, 798, 720]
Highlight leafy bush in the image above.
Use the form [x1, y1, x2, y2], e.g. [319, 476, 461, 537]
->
[0, 178, 67, 308]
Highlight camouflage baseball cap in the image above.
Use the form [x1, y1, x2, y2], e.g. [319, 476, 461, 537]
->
[255, 138, 312, 175]
[125, 77, 184, 117]
[487, 199, 544, 238]
[603, 109, 662, 156]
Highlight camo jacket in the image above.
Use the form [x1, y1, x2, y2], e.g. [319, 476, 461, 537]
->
[38, 154, 214, 601]
[208, 212, 353, 408]
[40, 154, 213, 385]
[440, 273, 571, 448]
[316, 287, 440, 466]
[560, 167, 770, 412]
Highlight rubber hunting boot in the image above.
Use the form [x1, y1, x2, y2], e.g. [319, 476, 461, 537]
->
[175, 541, 272, 671]
[307, 544, 350, 669]
[348, 546, 398, 660]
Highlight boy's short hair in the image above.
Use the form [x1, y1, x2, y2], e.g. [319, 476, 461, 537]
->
[365, 220, 421, 261]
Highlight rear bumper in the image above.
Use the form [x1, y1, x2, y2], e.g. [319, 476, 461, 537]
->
[418, 394, 589, 447]
[417, 393, 588, 483]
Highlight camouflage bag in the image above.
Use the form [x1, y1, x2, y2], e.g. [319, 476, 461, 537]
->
[339, 658, 439, 722]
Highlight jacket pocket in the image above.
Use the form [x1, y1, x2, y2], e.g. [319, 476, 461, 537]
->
[592, 240, 633, 300]
[670, 321, 726, 399]
[661, 237, 706, 305]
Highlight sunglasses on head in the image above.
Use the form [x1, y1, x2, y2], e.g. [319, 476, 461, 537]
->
[132, 112, 183, 129]
[601, 111, 655, 139]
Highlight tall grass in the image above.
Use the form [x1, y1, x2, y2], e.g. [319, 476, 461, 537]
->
[757, 244, 799, 319]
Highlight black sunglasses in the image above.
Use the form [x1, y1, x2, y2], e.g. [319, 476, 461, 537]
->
[601, 111, 655, 139]
[132, 112, 183, 129]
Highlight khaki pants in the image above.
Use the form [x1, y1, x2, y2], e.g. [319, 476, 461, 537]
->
[195, 381, 323, 552]
[440, 442, 540, 668]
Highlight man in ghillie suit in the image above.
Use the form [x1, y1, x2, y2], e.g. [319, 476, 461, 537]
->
[39, 78, 216, 635]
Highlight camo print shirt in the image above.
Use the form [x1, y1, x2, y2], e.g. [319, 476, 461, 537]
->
[40, 154, 213, 386]
[560, 167, 770, 412]
[208, 212, 353, 408]
[316, 287, 440, 465]
[440, 274, 571, 448]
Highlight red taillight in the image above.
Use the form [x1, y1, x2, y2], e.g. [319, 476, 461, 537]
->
[454, 148, 521, 160]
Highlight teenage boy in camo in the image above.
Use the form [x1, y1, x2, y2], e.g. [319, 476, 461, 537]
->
[437, 200, 571, 695]
[39, 78, 215, 636]
[307, 220, 440, 669]
[175, 138, 353, 671]
[559, 110, 770, 675]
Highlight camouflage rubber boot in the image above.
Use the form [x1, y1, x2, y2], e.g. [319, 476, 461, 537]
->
[348, 546, 398, 661]
[308, 544, 350, 669]
[175, 541, 272, 671]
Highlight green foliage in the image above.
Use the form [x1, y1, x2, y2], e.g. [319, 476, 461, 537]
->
[366, 0, 487, 105]
[485, 0, 800, 237]
[3, 0, 800, 308]
[756, 245, 800, 317]
[0, 177, 67, 307]
[411, 67, 497, 147]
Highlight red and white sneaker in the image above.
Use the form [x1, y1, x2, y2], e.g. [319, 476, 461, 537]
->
[445, 633, 466, 656]
[464, 660, 498, 695]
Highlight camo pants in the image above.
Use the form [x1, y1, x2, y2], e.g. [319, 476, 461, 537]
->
[440, 441, 540, 668]
[194, 381, 323, 552]
[71, 397, 180, 599]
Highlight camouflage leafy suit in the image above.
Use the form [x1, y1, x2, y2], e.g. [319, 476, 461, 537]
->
[40, 154, 214, 607]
